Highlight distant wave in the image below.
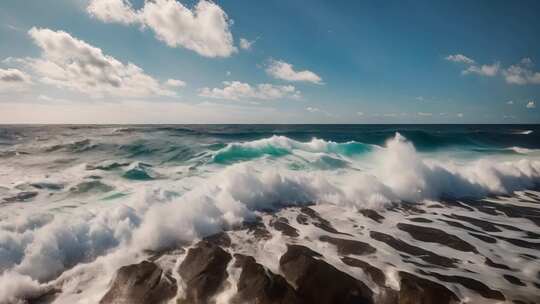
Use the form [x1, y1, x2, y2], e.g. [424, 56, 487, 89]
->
[512, 130, 533, 135]
[212, 135, 373, 163]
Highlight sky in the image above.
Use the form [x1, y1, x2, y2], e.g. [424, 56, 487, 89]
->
[0, 0, 539, 124]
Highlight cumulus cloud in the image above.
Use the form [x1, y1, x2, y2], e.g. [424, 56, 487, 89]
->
[266, 59, 323, 84]
[445, 54, 475, 64]
[462, 62, 500, 77]
[503, 58, 540, 85]
[87, 0, 140, 24]
[527, 101, 536, 109]
[165, 78, 186, 87]
[0, 68, 32, 91]
[87, 0, 237, 58]
[199, 81, 301, 100]
[446, 54, 540, 84]
[239, 38, 255, 50]
[21, 27, 174, 98]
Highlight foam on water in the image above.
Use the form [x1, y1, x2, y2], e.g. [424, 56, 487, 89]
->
[0, 126, 539, 303]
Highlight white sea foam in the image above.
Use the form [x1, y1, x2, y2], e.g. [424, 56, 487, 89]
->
[1, 133, 540, 302]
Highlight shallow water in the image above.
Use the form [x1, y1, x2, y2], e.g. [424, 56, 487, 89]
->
[0, 125, 539, 303]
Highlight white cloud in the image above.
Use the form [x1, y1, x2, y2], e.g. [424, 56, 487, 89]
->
[165, 79, 186, 87]
[87, 0, 140, 24]
[199, 81, 300, 100]
[87, 0, 237, 58]
[462, 62, 499, 77]
[21, 27, 174, 98]
[417, 112, 433, 116]
[0, 68, 32, 91]
[239, 38, 255, 51]
[266, 59, 323, 84]
[306, 107, 320, 113]
[503, 59, 540, 85]
[506, 100, 514, 105]
[527, 101, 536, 109]
[445, 54, 475, 64]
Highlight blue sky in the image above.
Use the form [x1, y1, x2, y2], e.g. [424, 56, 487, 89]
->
[0, 0, 539, 123]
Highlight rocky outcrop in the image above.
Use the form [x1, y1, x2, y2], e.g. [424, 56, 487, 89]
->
[232, 254, 301, 304]
[177, 241, 231, 303]
[398, 272, 459, 304]
[279, 244, 374, 304]
[100, 261, 177, 304]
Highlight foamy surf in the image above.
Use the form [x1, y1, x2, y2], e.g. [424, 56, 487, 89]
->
[0, 125, 539, 303]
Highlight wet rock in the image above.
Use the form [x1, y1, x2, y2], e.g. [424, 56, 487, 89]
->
[279, 244, 374, 304]
[203, 232, 232, 248]
[399, 272, 459, 304]
[178, 241, 231, 303]
[397, 223, 478, 253]
[341, 257, 385, 286]
[409, 217, 433, 223]
[320, 235, 376, 256]
[299, 207, 348, 235]
[370, 231, 457, 268]
[30, 182, 64, 191]
[497, 235, 540, 251]
[420, 270, 505, 301]
[69, 180, 114, 194]
[243, 220, 272, 240]
[485, 257, 511, 270]
[468, 232, 497, 244]
[439, 219, 480, 232]
[100, 260, 177, 304]
[232, 254, 301, 304]
[503, 274, 526, 286]
[359, 209, 385, 223]
[271, 217, 299, 237]
[26, 288, 61, 304]
[3, 191, 38, 202]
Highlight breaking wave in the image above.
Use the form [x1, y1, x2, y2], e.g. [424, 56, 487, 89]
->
[1, 126, 540, 303]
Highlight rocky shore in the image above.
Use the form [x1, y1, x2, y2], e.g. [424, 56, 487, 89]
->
[26, 191, 540, 304]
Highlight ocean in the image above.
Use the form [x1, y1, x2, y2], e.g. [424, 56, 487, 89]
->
[0, 124, 539, 303]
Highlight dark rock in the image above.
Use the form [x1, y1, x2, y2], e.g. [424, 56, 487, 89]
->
[468, 232, 497, 244]
[232, 254, 301, 304]
[320, 235, 376, 256]
[243, 220, 272, 240]
[370, 231, 457, 268]
[26, 288, 61, 304]
[397, 223, 478, 253]
[4, 191, 38, 202]
[359, 209, 385, 223]
[503, 274, 526, 286]
[203, 232, 232, 248]
[341, 257, 385, 286]
[485, 257, 511, 270]
[271, 217, 299, 237]
[178, 241, 231, 303]
[398, 272, 459, 304]
[420, 270, 505, 301]
[100, 261, 177, 304]
[279, 244, 373, 304]
[299, 207, 348, 235]
[409, 217, 433, 223]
